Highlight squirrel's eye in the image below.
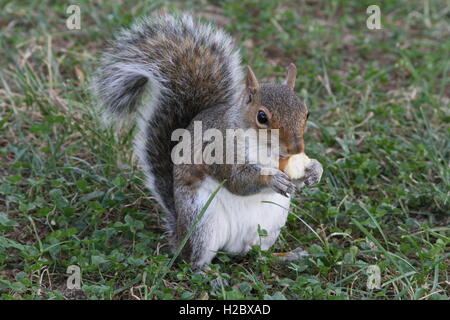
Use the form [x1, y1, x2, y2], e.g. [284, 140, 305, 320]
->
[257, 110, 268, 125]
[306, 112, 310, 120]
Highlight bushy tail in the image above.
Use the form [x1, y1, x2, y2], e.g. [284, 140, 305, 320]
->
[91, 14, 243, 230]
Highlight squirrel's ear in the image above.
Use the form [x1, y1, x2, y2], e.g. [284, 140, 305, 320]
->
[286, 63, 297, 90]
[246, 66, 260, 101]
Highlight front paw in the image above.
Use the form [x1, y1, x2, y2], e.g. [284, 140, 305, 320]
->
[303, 159, 323, 187]
[270, 170, 296, 197]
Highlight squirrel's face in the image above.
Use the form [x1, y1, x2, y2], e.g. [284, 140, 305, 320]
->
[244, 64, 309, 158]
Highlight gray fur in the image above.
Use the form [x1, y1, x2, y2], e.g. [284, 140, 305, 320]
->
[92, 14, 321, 265]
[91, 14, 244, 238]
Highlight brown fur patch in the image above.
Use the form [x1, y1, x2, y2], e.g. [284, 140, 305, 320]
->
[279, 157, 289, 172]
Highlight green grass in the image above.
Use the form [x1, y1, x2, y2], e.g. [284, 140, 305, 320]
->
[0, 0, 449, 300]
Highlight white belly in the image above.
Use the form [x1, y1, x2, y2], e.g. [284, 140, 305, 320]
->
[196, 176, 291, 260]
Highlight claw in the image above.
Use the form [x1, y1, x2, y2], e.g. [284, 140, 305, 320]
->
[273, 247, 309, 262]
[271, 170, 295, 197]
[302, 159, 323, 188]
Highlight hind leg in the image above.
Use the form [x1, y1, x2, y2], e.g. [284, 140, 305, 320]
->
[172, 197, 222, 266]
[172, 167, 224, 267]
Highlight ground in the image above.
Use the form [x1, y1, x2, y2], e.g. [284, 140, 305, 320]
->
[0, 0, 449, 300]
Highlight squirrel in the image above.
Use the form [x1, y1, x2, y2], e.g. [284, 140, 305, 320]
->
[92, 14, 323, 266]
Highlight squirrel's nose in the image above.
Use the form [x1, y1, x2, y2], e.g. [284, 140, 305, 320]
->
[286, 137, 304, 155]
